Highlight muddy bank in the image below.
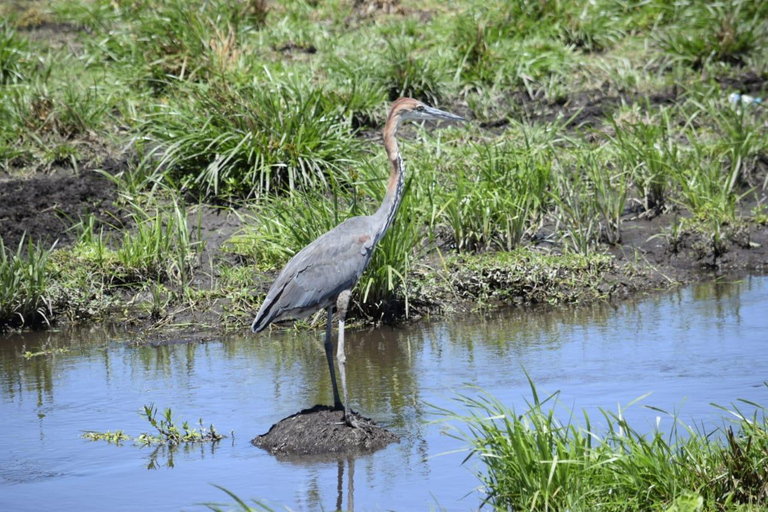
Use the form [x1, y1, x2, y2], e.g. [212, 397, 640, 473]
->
[1, 164, 767, 338]
[0, 159, 126, 249]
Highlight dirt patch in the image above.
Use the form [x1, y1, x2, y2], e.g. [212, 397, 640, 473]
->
[0, 159, 124, 249]
[717, 71, 768, 96]
[252, 405, 399, 458]
[479, 70, 767, 132]
[479, 86, 679, 132]
[21, 21, 83, 52]
[611, 208, 768, 275]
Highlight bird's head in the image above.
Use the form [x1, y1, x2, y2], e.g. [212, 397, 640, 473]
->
[388, 98, 465, 126]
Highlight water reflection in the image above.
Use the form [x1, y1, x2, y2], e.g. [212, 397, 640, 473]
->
[144, 441, 222, 470]
[0, 275, 766, 511]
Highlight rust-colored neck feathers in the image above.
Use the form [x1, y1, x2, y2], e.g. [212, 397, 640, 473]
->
[373, 99, 417, 242]
[383, 97, 418, 161]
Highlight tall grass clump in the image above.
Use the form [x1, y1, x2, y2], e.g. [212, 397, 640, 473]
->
[441, 380, 768, 511]
[0, 22, 34, 84]
[473, 0, 627, 52]
[324, 57, 388, 129]
[672, 143, 741, 225]
[443, 143, 551, 253]
[696, 97, 768, 193]
[0, 236, 54, 330]
[381, 37, 444, 104]
[116, 202, 200, 287]
[657, 0, 766, 68]
[575, 149, 628, 245]
[608, 109, 680, 214]
[452, 12, 495, 87]
[142, 79, 363, 199]
[551, 169, 602, 254]
[1, 82, 113, 143]
[65, 0, 267, 87]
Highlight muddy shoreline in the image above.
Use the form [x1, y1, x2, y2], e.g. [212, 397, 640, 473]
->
[2, 161, 766, 342]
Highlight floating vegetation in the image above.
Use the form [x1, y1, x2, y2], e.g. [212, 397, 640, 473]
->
[82, 405, 225, 448]
[22, 346, 68, 359]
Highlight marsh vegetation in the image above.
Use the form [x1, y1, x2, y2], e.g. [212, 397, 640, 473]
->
[0, 0, 766, 332]
[441, 380, 768, 511]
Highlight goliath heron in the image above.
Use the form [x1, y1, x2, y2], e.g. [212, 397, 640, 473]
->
[251, 98, 465, 426]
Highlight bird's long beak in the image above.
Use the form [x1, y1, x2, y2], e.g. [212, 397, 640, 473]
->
[424, 105, 466, 122]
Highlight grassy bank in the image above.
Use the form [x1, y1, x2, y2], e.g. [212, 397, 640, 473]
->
[0, 0, 767, 331]
[441, 381, 768, 511]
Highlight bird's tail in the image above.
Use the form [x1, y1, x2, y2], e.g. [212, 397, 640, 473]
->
[251, 314, 268, 333]
[251, 286, 284, 334]
[251, 297, 278, 333]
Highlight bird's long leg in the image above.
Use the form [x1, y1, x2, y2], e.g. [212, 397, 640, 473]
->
[336, 290, 357, 428]
[324, 306, 342, 409]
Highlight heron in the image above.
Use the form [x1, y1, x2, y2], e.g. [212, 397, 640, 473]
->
[251, 98, 465, 427]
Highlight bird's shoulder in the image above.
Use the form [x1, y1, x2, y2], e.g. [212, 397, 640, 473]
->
[298, 215, 376, 256]
[275, 215, 376, 281]
[260, 215, 376, 312]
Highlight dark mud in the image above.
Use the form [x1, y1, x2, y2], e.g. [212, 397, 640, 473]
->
[252, 405, 399, 459]
[479, 70, 768, 132]
[0, 159, 125, 249]
[478, 87, 677, 132]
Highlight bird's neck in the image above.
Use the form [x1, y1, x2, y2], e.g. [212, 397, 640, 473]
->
[372, 116, 406, 244]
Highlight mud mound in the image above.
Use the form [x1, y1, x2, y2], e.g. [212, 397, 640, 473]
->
[252, 405, 399, 458]
[0, 163, 122, 249]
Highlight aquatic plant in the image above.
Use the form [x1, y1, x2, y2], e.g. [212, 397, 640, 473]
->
[82, 404, 224, 447]
[136, 404, 224, 447]
[439, 379, 768, 510]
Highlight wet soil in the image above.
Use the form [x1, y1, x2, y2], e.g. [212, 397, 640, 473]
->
[479, 71, 768, 132]
[0, 158, 126, 249]
[252, 405, 399, 459]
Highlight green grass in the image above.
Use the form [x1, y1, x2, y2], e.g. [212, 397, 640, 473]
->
[141, 78, 363, 198]
[115, 201, 199, 286]
[381, 36, 445, 104]
[656, 0, 766, 69]
[0, 22, 34, 84]
[1, 0, 766, 328]
[440, 379, 768, 511]
[442, 142, 551, 252]
[0, 235, 53, 331]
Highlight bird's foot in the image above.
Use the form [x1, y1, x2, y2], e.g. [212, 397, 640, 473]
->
[344, 408, 359, 428]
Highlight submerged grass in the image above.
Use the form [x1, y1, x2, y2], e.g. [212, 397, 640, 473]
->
[440, 379, 768, 511]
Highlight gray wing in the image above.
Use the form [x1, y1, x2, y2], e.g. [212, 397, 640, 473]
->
[251, 216, 376, 332]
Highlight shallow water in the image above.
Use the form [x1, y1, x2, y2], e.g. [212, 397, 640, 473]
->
[1, 275, 767, 511]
